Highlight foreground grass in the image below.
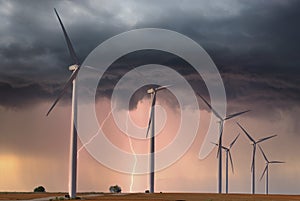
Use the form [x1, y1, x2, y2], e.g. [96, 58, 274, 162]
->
[1, 193, 300, 201]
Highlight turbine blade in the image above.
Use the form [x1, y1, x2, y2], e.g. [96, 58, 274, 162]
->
[251, 145, 256, 172]
[216, 121, 224, 158]
[229, 151, 234, 174]
[236, 122, 255, 143]
[257, 134, 277, 143]
[258, 144, 269, 163]
[132, 67, 146, 79]
[225, 110, 251, 120]
[145, 110, 152, 138]
[155, 84, 172, 92]
[198, 94, 223, 120]
[146, 94, 156, 138]
[260, 165, 268, 181]
[151, 93, 156, 107]
[211, 141, 227, 157]
[211, 142, 221, 158]
[211, 142, 219, 146]
[54, 8, 79, 65]
[216, 135, 221, 158]
[84, 65, 98, 71]
[216, 145, 228, 157]
[210, 141, 219, 158]
[46, 68, 79, 116]
[229, 134, 240, 149]
[270, 161, 285, 164]
[222, 146, 228, 150]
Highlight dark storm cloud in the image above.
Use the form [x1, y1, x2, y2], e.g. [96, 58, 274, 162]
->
[0, 0, 127, 106]
[0, 0, 299, 113]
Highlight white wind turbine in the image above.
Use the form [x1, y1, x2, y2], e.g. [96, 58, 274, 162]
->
[145, 85, 169, 193]
[46, 9, 81, 198]
[258, 145, 284, 195]
[199, 95, 250, 193]
[212, 134, 239, 194]
[236, 122, 277, 194]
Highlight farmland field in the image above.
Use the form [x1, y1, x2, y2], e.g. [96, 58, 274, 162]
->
[1, 193, 300, 201]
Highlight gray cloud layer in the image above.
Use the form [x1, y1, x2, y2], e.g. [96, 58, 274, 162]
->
[0, 0, 299, 112]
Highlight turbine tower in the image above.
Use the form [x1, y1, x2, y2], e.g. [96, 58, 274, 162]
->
[46, 9, 81, 198]
[212, 134, 239, 194]
[199, 95, 250, 193]
[237, 122, 277, 194]
[145, 85, 169, 193]
[258, 145, 284, 195]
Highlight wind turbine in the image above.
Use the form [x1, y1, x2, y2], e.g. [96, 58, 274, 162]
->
[199, 95, 250, 193]
[236, 122, 277, 194]
[145, 85, 169, 193]
[46, 9, 81, 198]
[212, 134, 239, 194]
[258, 145, 284, 195]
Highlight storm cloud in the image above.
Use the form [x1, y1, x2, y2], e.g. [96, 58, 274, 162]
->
[0, 0, 299, 114]
[1, 0, 300, 193]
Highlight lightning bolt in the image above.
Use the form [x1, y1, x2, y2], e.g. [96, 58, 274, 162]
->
[77, 107, 138, 192]
[126, 111, 138, 192]
[78, 67, 142, 192]
[77, 107, 115, 158]
[126, 68, 145, 192]
[77, 66, 116, 156]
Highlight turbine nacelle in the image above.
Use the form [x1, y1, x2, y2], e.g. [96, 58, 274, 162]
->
[147, 85, 171, 94]
[69, 64, 79, 71]
[147, 88, 155, 94]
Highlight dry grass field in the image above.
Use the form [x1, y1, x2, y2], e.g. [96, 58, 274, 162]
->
[83, 193, 300, 201]
[1, 193, 300, 201]
[0, 192, 64, 200]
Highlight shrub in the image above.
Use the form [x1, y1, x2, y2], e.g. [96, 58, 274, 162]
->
[34, 186, 45, 193]
[109, 185, 122, 193]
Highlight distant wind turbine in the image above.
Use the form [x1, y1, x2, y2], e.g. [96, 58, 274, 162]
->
[258, 145, 284, 195]
[199, 95, 250, 193]
[145, 85, 169, 193]
[46, 8, 81, 198]
[212, 134, 240, 194]
[236, 122, 277, 194]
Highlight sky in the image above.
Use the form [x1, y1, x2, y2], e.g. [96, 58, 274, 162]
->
[0, 0, 300, 194]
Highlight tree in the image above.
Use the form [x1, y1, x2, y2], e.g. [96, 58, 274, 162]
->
[34, 186, 45, 193]
[109, 185, 121, 193]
